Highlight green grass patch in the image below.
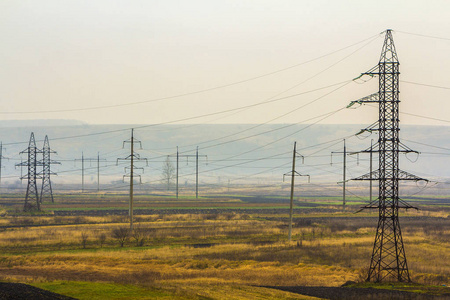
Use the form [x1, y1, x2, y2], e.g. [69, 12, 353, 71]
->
[32, 281, 175, 300]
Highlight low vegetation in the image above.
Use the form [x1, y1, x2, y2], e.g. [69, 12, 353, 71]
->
[0, 194, 448, 299]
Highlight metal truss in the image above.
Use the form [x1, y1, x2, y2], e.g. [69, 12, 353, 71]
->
[351, 30, 427, 282]
[39, 135, 60, 203]
[16, 133, 42, 211]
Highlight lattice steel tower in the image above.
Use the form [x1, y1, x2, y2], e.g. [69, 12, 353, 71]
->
[351, 30, 426, 282]
[17, 132, 42, 211]
[40, 135, 59, 203]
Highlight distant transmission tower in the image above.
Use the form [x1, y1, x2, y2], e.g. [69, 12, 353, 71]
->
[39, 135, 60, 203]
[17, 133, 42, 211]
[350, 30, 427, 282]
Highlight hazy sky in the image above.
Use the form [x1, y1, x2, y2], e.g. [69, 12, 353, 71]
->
[1, 0, 449, 125]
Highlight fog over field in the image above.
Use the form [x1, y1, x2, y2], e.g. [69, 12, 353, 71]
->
[0, 121, 448, 196]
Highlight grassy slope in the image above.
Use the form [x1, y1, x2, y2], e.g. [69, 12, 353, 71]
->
[32, 280, 321, 300]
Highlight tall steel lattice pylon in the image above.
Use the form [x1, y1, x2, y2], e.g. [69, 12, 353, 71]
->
[39, 135, 60, 203]
[17, 132, 42, 211]
[350, 30, 427, 282]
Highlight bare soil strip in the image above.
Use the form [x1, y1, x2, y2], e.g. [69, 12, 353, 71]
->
[266, 286, 450, 300]
[0, 283, 76, 300]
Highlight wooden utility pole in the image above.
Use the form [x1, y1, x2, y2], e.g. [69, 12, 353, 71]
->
[284, 142, 309, 242]
[288, 142, 297, 243]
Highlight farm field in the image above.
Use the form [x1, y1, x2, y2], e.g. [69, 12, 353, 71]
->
[0, 193, 448, 299]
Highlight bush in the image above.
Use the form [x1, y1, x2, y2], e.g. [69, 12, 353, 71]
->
[112, 227, 129, 247]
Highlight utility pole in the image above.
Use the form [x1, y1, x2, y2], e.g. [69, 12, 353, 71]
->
[0, 142, 8, 189]
[117, 129, 147, 230]
[75, 153, 85, 192]
[350, 30, 427, 282]
[343, 140, 346, 207]
[0, 142, 3, 188]
[283, 142, 309, 242]
[195, 146, 207, 198]
[76, 153, 105, 192]
[39, 135, 60, 203]
[331, 139, 348, 207]
[369, 139, 373, 203]
[97, 153, 105, 191]
[169, 146, 207, 199]
[17, 133, 42, 211]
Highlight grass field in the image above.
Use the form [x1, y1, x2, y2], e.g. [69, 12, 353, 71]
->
[0, 193, 448, 299]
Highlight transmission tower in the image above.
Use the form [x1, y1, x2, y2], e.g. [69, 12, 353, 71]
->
[117, 129, 147, 230]
[16, 133, 42, 211]
[350, 30, 427, 282]
[39, 135, 60, 203]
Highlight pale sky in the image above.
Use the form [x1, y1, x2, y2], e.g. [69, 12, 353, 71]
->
[0, 0, 449, 125]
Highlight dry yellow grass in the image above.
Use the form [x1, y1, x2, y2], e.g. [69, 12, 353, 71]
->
[0, 207, 448, 299]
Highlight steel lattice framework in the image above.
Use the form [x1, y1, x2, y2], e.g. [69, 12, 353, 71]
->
[351, 30, 427, 282]
[39, 135, 59, 203]
[17, 132, 42, 211]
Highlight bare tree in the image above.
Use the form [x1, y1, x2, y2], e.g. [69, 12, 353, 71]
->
[161, 156, 175, 191]
[98, 232, 107, 248]
[80, 230, 89, 249]
[132, 224, 148, 247]
[112, 227, 129, 247]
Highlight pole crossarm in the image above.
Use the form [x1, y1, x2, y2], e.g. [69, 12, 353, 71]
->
[283, 171, 310, 183]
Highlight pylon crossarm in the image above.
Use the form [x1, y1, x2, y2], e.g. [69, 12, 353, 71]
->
[352, 169, 379, 181]
[398, 170, 428, 181]
[355, 123, 380, 137]
[349, 141, 380, 155]
[398, 200, 418, 210]
[398, 142, 419, 154]
[348, 93, 380, 110]
[353, 64, 379, 81]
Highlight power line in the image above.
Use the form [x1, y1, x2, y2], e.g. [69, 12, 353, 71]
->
[0, 34, 380, 115]
[1, 80, 352, 147]
[396, 30, 450, 41]
[402, 139, 450, 152]
[401, 80, 450, 90]
[359, 103, 450, 124]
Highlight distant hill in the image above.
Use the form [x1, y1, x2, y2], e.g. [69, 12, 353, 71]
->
[0, 119, 86, 128]
[0, 122, 448, 195]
